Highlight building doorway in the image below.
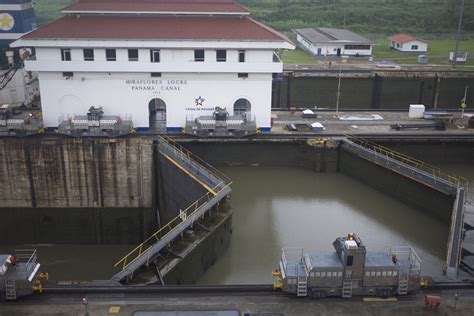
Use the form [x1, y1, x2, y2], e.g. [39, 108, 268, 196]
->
[337, 48, 341, 56]
[148, 98, 166, 132]
[233, 98, 251, 120]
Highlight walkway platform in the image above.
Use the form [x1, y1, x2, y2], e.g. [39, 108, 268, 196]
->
[340, 137, 469, 279]
[112, 136, 231, 282]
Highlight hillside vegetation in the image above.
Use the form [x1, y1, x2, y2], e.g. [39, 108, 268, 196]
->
[34, 0, 474, 36]
[239, 0, 474, 35]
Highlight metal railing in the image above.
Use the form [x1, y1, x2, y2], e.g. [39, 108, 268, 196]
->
[15, 249, 38, 278]
[114, 137, 231, 272]
[281, 247, 304, 277]
[158, 136, 232, 187]
[390, 246, 422, 275]
[346, 136, 468, 191]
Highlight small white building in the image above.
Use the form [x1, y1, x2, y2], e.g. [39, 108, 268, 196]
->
[294, 28, 374, 57]
[11, 0, 294, 132]
[387, 34, 428, 53]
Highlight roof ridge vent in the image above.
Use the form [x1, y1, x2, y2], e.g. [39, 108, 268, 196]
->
[314, 28, 337, 41]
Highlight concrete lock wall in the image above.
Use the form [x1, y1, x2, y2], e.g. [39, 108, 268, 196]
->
[377, 141, 474, 165]
[180, 140, 339, 172]
[273, 75, 474, 110]
[156, 149, 209, 225]
[0, 137, 156, 244]
[338, 149, 454, 223]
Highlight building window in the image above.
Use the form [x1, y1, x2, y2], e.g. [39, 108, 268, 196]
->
[344, 45, 371, 50]
[411, 45, 419, 50]
[151, 72, 161, 77]
[61, 48, 71, 61]
[106, 49, 116, 61]
[346, 255, 353, 267]
[239, 50, 246, 62]
[150, 49, 160, 63]
[194, 49, 205, 62]
[128, 49, 139, 61]
[216, 50, 226, 62]
[238, 73, 248, 79]
[83, 49, 94, 61]
[62, 72, 73, 78]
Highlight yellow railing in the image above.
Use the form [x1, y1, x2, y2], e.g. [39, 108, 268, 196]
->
[114, 136, 231, 272]
[347, 136, 468, 190]
[158, 135, 232, 185]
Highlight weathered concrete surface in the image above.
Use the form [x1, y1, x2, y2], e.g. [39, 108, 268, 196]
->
[162, 207, 233, 285]
[2, 290, 474, 315]
[181, 139, 339, 172]
[156, 149, 209, 224]
[0, 137, 156, 244]
[274, 72, 474, 110]
[338, 149, 454, 223]
[0, 207, 155, 244]
[379, 141, 474, 165]
[0, 137, 153, 208]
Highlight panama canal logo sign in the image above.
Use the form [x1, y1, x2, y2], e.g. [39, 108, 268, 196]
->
[195, 96, 205, 106]
[0, 13, 14, 31]
[186, 96, 213, 112]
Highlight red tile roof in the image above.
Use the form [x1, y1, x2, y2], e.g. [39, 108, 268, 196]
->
[22, 16, 289, 42]
[62, 0, 249, 14]
[387, 34, 419, 44]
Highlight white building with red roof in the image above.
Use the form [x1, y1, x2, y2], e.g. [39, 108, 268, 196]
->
[387, 34, 427, 53]
[11, 0, 294, 132]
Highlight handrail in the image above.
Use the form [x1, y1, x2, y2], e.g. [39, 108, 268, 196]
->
[158, 135, 232, 185]
[114, 137, 232, 272]
[345, 136, 468, 191]
[114, 181, 231, 271]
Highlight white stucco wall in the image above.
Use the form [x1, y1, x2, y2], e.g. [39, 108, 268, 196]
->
[16, 38, 294, 131]
[390, 40, 427, 52]
[37, 71, 273, 130]
[296, 34, 372, 56]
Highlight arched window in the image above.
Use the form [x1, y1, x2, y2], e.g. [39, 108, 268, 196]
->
[233, 98, 251, 118]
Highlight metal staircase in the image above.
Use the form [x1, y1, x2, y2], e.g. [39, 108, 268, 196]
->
[297, 276, 308, 297]
[398, 274, 409, 295]
[5, 279, 16, 300]
[111, 136, 231, 282]
[342, 280, 353, 298]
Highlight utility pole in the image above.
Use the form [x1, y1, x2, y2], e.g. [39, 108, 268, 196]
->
[461, 85, 469, 117]
[335, 62, 342, 118]
[453, 0, 465, 69]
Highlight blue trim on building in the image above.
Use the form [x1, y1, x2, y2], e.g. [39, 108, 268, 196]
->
[259, 127, 271, 132]
[167, 127, 183, 132]
[0, 0, 31, 4]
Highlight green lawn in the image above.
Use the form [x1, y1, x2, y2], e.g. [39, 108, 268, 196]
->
[282, 39, 474, 67]
[373, 38, 474, 66]
[281, 49, 316, 64]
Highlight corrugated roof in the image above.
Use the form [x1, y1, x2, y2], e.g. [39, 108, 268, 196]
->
[21, 15, 288, 42]
[294, 27, 374, 45]
[62, 0, 249, 14]
[387, 33, 425, 44]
